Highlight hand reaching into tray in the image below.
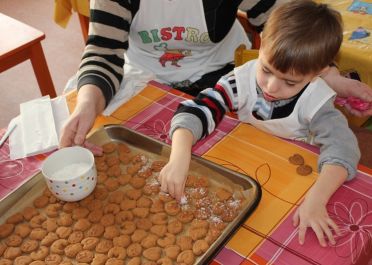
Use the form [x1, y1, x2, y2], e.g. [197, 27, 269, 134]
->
[159, 128, 194, 202]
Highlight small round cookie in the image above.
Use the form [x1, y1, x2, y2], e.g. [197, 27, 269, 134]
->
[0, 242, 6, 256]
[0, 223, 14, 238]
[132, 207, 149, 218]
[151, 160, 166, 172]
[30, 246, 49, 260]
[150, 225, 167, 238]
[164, 245, 181, 260]
[164, 200, 181, 216]
[130, 230, 148, 243]
[149, 199, 164, 213]
[93, 186, 109, 200]
[100, 214, 115, 227]
[68, 231, 84, 244]
[40, 232, 59, 247]
[14, 255, 33, 265]
[289, 153, 305, 165]
[106, 156, 120, 167]
[86, 223, 105, 238]
[108, 190, 125, 204]
[22, 206, 38, 221]
[296, 164, 313, 176]
[45, 254, 62, 265]
[64, 243, 83, 258]
[141, 234, 158, 249]
[33, 195, 49, 208]
[192, 239, 209, 256]
[88, 209, 104, 224]
[76, 250, 94, 263]
[157, 257, 174, 265]
[73, 218, 91, 232]
[120, 221, 136, 235]
[3, 247, 22, 259]
[194, 207, 211, 220]
[151, 213, 168, 225]
[92, 253, 108, 265]
[107, 165, 121, 178]
[167, 219, 183, 235]
[20, 239, 38, 253]
[103, 225, 121, 240]
[102, 142, 117, 154]
[126, 243, 142, 258]
[188, 226, 208, 241]
[42, 218, 58, 232]
[113, 235, 131, 248]
[5, 234, 23, 247]
[62, 202, 79, 213]
[129, 177, 146, 189]
[6, 212, 24, 224]
[115, 211, 134, 223]
[29, 215, 46, 228]
[50, 239, 68, 254]
[108, 246, 126, 259]
[104, 178, 120, 192]
[118, 174, 131, 185]
[143, 247, 162, 261]
[29, 228, 47, 241]
[137, 168, 152, 179]
[57, 213, 73, 227]
[126, 189, 142, 200]
[120, 199, 137, 211]
[56, 226, 72, 239]
[177, 250, 195, 265]
[81, 237, 100, 250]
[118, 143, 131, 154]
[157, 233, 176, 248]
[72, 207, 90, 220]
[97, 172, 108, 184]
[104, 204, 121, 215]
[127, 257, 141, 265]
[95, 239, 113, 254]
[135, 218, 152, 231]
[177, 210, 194, 224]
[86, 199, 103, 211]
[143, 183, 160, 196]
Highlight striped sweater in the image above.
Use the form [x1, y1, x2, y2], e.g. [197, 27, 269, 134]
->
[78, 0, 282, 106]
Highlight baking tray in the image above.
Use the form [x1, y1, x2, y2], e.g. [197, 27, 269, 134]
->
[0, 125, 261, 264]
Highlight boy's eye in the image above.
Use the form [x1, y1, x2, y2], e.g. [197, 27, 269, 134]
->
[262, 67, 270, 74]
[285, 81, 296, 87]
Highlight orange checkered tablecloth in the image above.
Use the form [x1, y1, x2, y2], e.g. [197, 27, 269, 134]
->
[1, 81, 371, 264]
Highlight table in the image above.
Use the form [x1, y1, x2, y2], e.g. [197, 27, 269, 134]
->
[1, 81, 371, 264]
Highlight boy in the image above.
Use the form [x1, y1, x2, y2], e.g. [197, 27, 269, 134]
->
[159, 0, 361, 247]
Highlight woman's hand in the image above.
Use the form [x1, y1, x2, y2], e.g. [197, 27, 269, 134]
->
[59, 85, 106, 147]
[322, 66, 372, 116]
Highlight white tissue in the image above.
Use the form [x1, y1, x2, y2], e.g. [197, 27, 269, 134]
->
[9, 96, 69, 160]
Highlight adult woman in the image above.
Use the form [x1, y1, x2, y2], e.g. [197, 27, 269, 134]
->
[60, 0, 372, 147]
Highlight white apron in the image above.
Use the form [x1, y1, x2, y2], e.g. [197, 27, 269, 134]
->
[103, 0, 250, 115]
[234, 60, 336, 143]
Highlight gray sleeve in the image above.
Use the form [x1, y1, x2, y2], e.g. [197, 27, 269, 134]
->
[169, 113, 204, 145]
[309, 98, 361, 180]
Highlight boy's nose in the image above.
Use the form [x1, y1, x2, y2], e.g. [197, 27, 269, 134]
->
[266, 77, 280, 93]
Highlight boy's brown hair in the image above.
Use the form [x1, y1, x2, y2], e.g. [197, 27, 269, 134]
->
[261, 0, 343, 75]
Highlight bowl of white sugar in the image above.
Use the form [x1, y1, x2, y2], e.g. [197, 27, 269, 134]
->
[41, 146, 97, 202]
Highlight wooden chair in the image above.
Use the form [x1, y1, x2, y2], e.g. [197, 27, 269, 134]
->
[236, 10, 261, 49]
[235, 44, 259, 67]
[0, 13, 57, 98]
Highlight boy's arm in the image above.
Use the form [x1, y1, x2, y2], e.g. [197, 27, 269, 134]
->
[293, 97, 360, 246]
[293, 164, 346, 247]
[160, 74, 238, 201]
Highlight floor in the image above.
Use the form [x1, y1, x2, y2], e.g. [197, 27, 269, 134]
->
[0, 0, 84, 128]
[0, 0, 371, 168]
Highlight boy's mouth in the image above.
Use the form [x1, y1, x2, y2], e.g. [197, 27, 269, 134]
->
[263, 92, 277, 101]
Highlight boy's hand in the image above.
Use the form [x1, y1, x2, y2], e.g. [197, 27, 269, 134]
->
[293, 195, 340, 247]
[159, 128, 194, 202]
[159, 160, 189, 202]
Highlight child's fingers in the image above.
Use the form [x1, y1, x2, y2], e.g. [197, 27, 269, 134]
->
[174, 183, 185, 202]
[292, 209, 300, 227]
[168, 183, 175, 199]
[327, 218, 340, 236]
[319, 221, 335, 245]
[311, 223, 327, 247]
[297, 223, 307, 245]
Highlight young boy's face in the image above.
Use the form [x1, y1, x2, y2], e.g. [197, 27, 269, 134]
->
[256, 49, 319, 102]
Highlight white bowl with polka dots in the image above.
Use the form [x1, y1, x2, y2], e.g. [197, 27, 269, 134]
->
[41, 146, 97, 202]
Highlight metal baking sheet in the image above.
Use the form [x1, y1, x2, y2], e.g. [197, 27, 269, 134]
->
[0, 125, 261, 264]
